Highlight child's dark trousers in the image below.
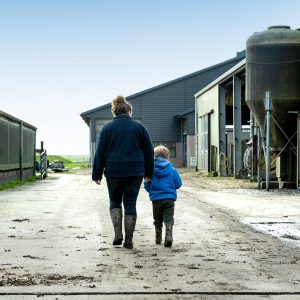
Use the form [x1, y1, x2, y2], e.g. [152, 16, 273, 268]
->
[152, 199, 175, 226]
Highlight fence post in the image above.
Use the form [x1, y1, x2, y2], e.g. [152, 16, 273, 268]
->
[40, 141, 47, 179]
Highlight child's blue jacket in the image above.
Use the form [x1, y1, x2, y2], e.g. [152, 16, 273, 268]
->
[144, 157, 182, 201]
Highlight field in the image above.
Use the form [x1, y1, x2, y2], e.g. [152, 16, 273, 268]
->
[36, 154, 91, 171]
[61, 155, 90, 163]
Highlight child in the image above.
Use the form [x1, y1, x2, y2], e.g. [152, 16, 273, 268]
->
[144, 145, 182, 247]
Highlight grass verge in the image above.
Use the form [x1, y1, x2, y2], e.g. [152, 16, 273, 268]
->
[0, 176, 40, 191]
[36, 154, 90, 171]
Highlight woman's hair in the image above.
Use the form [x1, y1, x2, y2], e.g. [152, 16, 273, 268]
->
[111, 95, 132, 116]
[154, 145, 170, 159]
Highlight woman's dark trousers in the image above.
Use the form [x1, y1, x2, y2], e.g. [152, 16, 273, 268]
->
[106, 177, 143, 249]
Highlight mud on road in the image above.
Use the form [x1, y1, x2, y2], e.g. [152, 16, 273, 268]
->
[0, 170, 300, 299]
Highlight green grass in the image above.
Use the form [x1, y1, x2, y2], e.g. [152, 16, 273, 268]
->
[46, 155, 73, 164]
[61, 155, 90, 163]
[36, 154, 90, 170]
[0, 176, 40, 191]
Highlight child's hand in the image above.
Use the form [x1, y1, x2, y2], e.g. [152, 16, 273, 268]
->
[144, 177, 151, 183]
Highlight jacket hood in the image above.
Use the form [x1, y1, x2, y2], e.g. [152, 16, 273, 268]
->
[154, 157, 173, 178]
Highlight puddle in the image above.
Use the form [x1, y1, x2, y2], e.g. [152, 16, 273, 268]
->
[242, 217, 300, 248]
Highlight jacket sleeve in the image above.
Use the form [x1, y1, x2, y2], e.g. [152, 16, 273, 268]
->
[173, 168, 182, 189]
[92, 127, 108, 181]
[142, 127, 154, 178]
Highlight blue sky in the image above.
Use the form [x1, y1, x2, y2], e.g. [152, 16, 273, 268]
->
[1, 0, 299, 155]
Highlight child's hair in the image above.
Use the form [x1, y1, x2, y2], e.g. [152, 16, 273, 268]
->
[111, 95, 132, 116]
[154, 145, 170, 159]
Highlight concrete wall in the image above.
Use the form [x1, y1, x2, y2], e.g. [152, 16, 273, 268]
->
[0, 168, 35, 185]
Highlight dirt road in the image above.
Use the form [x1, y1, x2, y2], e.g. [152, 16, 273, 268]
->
[0, 170, 300, 299]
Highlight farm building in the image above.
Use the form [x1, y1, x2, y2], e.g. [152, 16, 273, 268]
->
[195, 59, 251, 177]
[81, 51, 245, 168]
[195, 26, 300, 190]
[0, 110, 37, 185]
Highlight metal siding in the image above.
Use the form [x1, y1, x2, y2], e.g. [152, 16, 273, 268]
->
[23, 127, 35, 167]
[210, 88, 220, 148]
[130, 61, 243, 141]
[9, 123, 20, 167]
[197, 85, 219, 147]
[82, 57, 245, 147]
[187, 114, 195, 135]
[0, 112, 35, 173]
[136, 82, 185, 142]
[233, 76, 243, 174]
[0, 119, 9, 167]
[196, 85, 219, 171]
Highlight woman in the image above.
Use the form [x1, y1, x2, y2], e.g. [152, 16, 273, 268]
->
[92, 95, 154, 249]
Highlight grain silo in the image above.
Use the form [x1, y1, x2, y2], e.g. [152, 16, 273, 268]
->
[246, 26, 300, 188]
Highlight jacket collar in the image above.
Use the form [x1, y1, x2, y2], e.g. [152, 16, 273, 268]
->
[114, 114, 132, 120]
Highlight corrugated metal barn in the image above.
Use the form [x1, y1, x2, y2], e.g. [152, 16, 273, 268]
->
[195, 59, 251, 176]
[0, 110, 36, 185]
[81, 51, 245, 167]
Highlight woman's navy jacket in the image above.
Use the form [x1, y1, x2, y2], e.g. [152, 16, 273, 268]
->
[92, 115, 154, 181]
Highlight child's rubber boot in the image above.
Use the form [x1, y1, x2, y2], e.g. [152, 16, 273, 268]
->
[155, 225, 162, 244]
[164, 224, 173, 247]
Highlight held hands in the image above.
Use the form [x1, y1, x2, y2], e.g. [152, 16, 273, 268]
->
[95, 180, 101, 185]
[144, 177, 151, 183]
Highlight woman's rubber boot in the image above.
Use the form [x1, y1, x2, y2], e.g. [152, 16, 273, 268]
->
[110, 208, 123, 246]
[123, 215, 137, 249]
[155, 226, 162, 244]
[164, 224, 173, 247]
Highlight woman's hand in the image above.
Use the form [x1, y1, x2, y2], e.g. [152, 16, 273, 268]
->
[95, 180, 101, 185]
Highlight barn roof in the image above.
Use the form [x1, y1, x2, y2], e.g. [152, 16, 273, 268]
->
[81, 50, 245, 121]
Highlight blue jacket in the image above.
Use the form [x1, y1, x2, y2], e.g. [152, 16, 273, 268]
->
[144, 157, 182, 201]
[92, 115, 154, 181]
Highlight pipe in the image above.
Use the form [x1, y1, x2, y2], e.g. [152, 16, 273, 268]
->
[265, 92, 271, 191]
[257, 127, 262, 189]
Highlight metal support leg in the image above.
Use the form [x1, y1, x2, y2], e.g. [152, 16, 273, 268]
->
[257, 127, 262, 189]
[264, 92, 272, 191]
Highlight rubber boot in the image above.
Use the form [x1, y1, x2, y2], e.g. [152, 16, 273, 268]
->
[164, 224, 173, 247]
[123, 215, 137, 249]
[110, 208, 123, 246]
[155, 225, 162, 244]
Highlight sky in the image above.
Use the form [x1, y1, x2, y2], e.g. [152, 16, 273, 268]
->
[1, 0, 299, 155]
